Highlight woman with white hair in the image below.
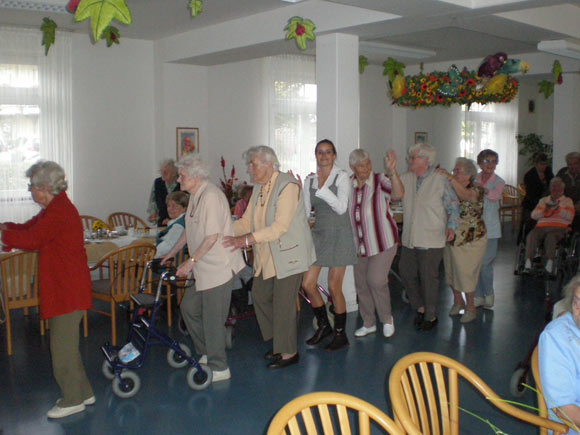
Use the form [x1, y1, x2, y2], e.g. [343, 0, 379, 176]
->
[437, 158, 487, 323]
[223, 146, 316, 369]
[0, 161, 94, 419]
[162, 154, 246, 383]
[348, 148, 404, 339]
[539, 275, 580, 434]
[147, 158, 180, 226]
[399, 143, 459, 331]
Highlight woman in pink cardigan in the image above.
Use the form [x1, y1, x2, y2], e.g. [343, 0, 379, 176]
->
[0, 161, 93, 419]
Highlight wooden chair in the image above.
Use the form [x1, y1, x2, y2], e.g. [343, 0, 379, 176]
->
[531, 346, 572, 435]
[500, 184, 522, 233]
[0, 251, 44, 355]
[90, 243, 156, 345]
[80, 215, 110, 232]
[164, 247, 189, 326]
[388, 352, 568, 435]
[267, 391, 404, 435]
[107, 212, 149, 230]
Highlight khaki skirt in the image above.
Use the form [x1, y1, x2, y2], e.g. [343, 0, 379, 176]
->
[443, 236, 487, 293]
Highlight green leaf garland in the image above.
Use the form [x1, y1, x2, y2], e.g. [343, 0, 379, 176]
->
[74, 0, 132, 42]
[284, 16, 315, 51]
[41, 17, 57, 56]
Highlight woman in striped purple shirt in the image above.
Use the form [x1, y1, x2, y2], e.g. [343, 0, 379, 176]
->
[348, 149, 404, 338]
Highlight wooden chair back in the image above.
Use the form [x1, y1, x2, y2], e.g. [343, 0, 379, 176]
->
[107, 212, 149, 230]
[0, 251, 44, 355]
[500, 184, 522, 232]
[531, 346, 571, 435]
[388, 352, 568, 435]
[80, 215, 110, 232]
[267, 391, 404, 435]
[90, 243, 156, 345]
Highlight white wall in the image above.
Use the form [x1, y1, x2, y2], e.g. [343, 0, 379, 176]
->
[72, 35, 155, 221]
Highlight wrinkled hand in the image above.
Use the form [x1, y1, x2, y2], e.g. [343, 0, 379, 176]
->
[222, 235, 244, 252]
[436, 167, 452, 181]
[287, 170, 302, 187]
[148, 214, 158, 223]
[160, 255, 173, 266]
[176, 259, 194, 278]
[385, 150, 398, 173]
[446, 228, 455, 242]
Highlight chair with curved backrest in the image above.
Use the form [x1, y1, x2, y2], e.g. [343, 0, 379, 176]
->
[164, 247, 190, 326]
[0, 251, 45, 355]
[389, 352, 568, 435]
[500, 184, 522, 233]
[90, 243, 156, 345]
[80, 215, 110, 232]
[531, 346, 571, 435]
[107, 212, 149, 230]
[267, 391, 404, 435]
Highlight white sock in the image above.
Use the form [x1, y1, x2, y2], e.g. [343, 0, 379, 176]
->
[545, 259, 553, 273]
[524, 258, 532, 269]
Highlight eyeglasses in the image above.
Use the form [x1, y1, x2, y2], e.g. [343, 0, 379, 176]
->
[27, 183, 34, 191]
[482, 159, 498, 165]
[452, 168, 465, 174]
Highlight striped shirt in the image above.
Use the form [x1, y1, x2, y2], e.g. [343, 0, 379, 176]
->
[349, 173, 399, 257]
[531, 195, 575, 229]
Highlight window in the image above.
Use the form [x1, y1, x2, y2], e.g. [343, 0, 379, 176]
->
[460, 101, 518, 185]
[266, 55, 317, 179]
[0, 27, 72, 223]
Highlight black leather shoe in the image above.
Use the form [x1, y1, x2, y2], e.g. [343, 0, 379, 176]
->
[324, 331, 349, 352]
[418, 317, 438, 331]
[267, 353, 299, 369]
[306, 324, 333, 345]
[264, 349, 280, 361]
[413, 311, 425, 328]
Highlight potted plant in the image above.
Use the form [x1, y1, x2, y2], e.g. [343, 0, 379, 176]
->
[516, 133, 552, 167]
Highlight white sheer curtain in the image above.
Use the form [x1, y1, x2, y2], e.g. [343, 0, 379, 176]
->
[265, 54, 317, 179]
[461, 99, 519, 186]
[0, 27, 72, 223]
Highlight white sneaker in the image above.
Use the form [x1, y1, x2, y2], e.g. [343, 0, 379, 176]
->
[47, 403, 86, 419]
[57, 396, 95, 406]
[354, 325, 377, 337]
[198, 355, 207, 365]
[484, 295, 494, 310]
[474, 297, 485, 308]
[212, 367, 231, 383]
[383, 323, 395, 338]
[524, 258, 532, 270]
[545, 259, 553, 274]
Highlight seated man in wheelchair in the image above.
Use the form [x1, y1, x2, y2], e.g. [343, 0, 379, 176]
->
[524, 177, 575, 274]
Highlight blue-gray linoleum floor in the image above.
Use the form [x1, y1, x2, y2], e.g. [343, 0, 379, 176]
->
[0, 229, 558, 434]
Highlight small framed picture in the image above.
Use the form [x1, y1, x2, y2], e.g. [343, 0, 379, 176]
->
[176, 127, 199, 158]
[414, 132, 428, 144]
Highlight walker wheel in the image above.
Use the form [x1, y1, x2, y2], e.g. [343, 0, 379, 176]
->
[102, 360, 116, 380]
[167, 343, 192, 368]
[225, 326, 234, 350]
[509, 367, 528, 398]
[187, 364, 212, 390]
[312, 302, 335, 330]
[112, 371, 141, 399]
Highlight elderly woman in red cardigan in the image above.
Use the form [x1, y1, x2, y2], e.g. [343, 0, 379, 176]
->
[0, 161, 94, 419]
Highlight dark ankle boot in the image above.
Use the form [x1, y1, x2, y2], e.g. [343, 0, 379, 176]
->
[306, 305, 333, 345]
[325, 313, 349, 351]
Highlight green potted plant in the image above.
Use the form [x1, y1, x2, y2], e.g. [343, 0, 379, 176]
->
[516, 133, 552, 167]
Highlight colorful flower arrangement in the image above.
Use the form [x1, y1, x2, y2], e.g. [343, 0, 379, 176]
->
[389, 68, 519, 108]
[220, 157, 239, 208]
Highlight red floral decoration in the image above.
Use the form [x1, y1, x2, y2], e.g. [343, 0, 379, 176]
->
[220, 156, 239, 208]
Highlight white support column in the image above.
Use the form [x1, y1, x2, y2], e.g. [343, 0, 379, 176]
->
[315, 33, 359, 313]
[553, 73, 580, 170]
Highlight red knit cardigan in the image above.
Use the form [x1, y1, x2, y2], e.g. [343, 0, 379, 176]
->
[2, 191, 92, 319]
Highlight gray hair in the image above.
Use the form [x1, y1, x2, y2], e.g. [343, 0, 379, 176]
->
[243, 146, 280, 171]
[349, 149, 370, 168]
[455, 157, 477, 183]
[565, 152, 580, 164]
[26, 160, 67, 195]
[550, 176, 565, 188]
[408, 143, 437, 166]
[160, 159, 177, 172]
[176, 154, 210, 180]
[561, 275, 580, 314]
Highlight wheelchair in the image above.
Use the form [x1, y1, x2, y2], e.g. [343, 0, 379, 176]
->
[514, 222, 580, 300]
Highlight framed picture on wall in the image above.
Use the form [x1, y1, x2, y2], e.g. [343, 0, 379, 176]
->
[414, 132, 428, 144]
[176, 127, 199, 158]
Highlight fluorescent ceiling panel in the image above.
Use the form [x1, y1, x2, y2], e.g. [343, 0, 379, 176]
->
[437, 0, 525, 8]
[537, 40, 580, 60]
[359, 41, 436, 60]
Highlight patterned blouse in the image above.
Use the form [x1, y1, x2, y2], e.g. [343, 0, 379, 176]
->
[450, 185, 487, 247]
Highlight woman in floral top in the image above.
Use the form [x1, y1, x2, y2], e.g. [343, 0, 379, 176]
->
[437, 158, 487, 323]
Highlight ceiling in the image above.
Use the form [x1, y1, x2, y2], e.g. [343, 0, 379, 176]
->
[1, 0, 579, 66]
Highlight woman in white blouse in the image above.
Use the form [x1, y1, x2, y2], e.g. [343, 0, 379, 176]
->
[302, 139, 357, 351]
